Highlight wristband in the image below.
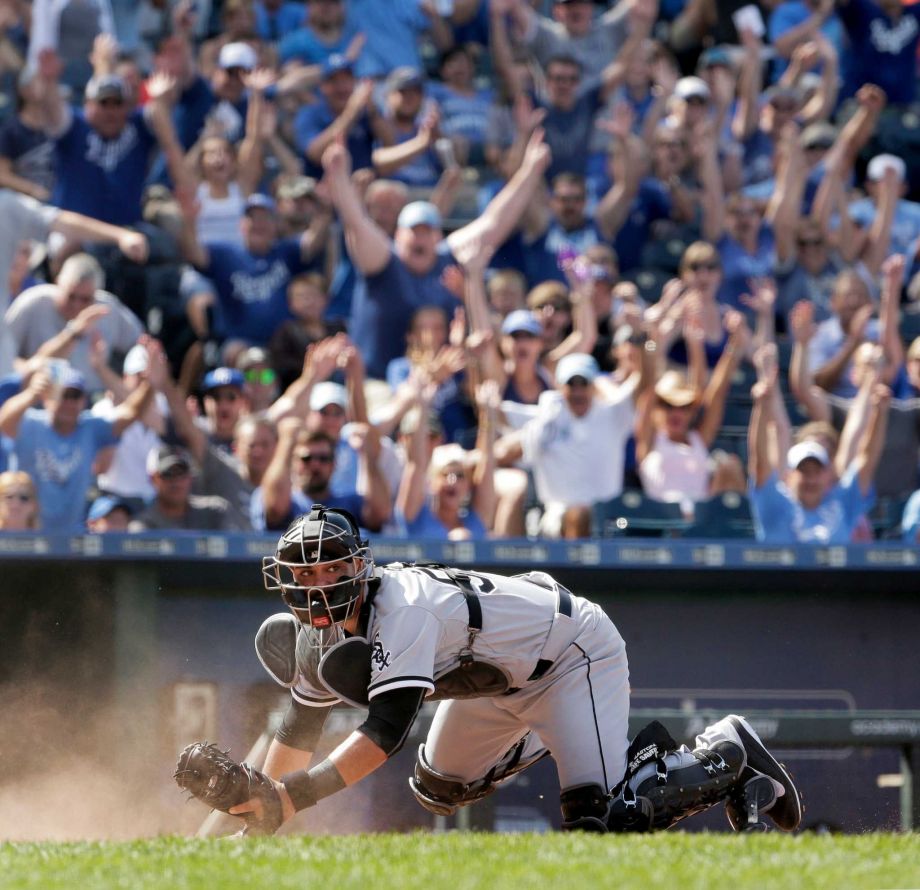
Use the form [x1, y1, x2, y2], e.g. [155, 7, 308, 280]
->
[281, 758, 346, 812]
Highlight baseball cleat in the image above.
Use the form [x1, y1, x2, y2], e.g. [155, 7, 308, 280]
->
[725, 715, 803, 832]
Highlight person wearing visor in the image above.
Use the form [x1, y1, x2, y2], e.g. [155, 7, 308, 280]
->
[224, 503, 803, 836]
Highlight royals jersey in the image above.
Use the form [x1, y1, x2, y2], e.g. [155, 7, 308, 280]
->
[287, 564, 593, 708]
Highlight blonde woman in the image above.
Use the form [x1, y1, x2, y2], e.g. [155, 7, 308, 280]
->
[0, 471, 39, 531]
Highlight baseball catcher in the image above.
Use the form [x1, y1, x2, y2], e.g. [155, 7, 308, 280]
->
[176, 505, 802, 834]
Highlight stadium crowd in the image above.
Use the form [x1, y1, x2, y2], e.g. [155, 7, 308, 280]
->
[1, 0, 919, 544]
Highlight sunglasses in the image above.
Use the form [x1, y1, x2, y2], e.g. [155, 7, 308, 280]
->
[510, 331, 540, 341]
[61, 388, 85, 400]
[299, 452, 333, 464]
[97, 98, 126, 108]
[685, 95, 709, 106]
[244, 368, 277, 385]
[548, 73, 579, 84]
[160, 466, 190, 479]
[2, 492, 33, 503]
[797, 238, 824, 248]
[565, 376, 592, 388]
[687, 261, 719, 272]
[318, 406, 345, 418]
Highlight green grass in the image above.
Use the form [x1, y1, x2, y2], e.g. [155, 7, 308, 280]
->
[1, 833, 918, 890]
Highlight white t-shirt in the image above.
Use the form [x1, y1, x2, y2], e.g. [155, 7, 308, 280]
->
[639, 430, 710, 507]
[518, 387, 634, 508]
[196, 181, 245, 246]
[91, 392, 167, 499]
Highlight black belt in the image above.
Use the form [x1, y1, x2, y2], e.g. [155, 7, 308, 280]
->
[525, 587, 573, 683]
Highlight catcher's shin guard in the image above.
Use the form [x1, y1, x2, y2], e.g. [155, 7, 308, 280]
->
[409, 734, 549, 816]
[721, 715, 804, 832]
[605, 719, 746, 833]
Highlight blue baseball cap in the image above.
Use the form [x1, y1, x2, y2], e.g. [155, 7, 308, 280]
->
[321, 53, 354, 80]
[397, 201, 442, 230]
[501, 309, 543, 337]
[555, 353, 599, 386]
[61, 367, 87, 393]
[202, 367, 245, 393]
[87, 495, 133, 522]
[244, 193, 277, 215]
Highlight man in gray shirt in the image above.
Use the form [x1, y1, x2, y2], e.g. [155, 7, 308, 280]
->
[129, 445, 250, 532]
[5, 252, 144, 394]
[0, 188, 147, 375]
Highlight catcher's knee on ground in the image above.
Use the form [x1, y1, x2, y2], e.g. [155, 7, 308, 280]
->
[409, 736, 549, 816]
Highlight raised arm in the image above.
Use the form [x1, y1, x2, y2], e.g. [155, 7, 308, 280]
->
[237, 68, 275, 196]
[470, 380, 499, 531]
[321, 141, 392, 277]
[261, 417, 301, 528]
[372, 104, 440, 177]
[145, 72, 192, 195]
[0, 370, 52, 438]
[598, 0, 658, 99]
[731, 28, 765, 143]
[860, 169, 899, 278]
[395, 386, 435, 524]
[109, 378, 154, 437]
[698, 311, 749, 447]
[695, 121, 725, 244]
[354, 423, 391, 531]
[447, 127, 551, 259]
[812, 302, 873, 393]
[747, 373, 780, 488]
[305, 79, 376, 167]
[766, 124, 807, 264]
[852, 384, 891, 495]
[594, 103, 643, 242]
[788, 299, 831, 423]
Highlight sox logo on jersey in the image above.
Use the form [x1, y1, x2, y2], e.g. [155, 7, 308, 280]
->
[371, 633, 392, 670]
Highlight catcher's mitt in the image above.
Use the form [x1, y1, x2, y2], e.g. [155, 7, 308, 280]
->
[174, 742, 284, 836]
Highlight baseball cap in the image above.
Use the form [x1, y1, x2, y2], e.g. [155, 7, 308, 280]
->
[800, 122, 837, 151]
[787, 441, 830, 470]
[698, 46, 734, 70]
[906, 336, 920, 361]
[202, 367, 245, 393]
[276, 175, 317, 201]
[501, 309, 543, 337]
[764, 84, 802, 107]
[149, 444, 193, 476]
[236, 346, 271, 370]
[321, 53, 353, 80]
[654, 370, 699, 407]
[122, 344, 148, 376]
[397, 201, 442, 230]
[85, 74, 129, 102]
[430, 443, 471, 475]
[60, 367, 87, 393]
[555, 353, 599, 386]
[309, 381, 348, 412]
[674, 76, 710, 102]
[87, 495, 133, 522]
[218, 42, 258, 71]
[387, 66, 424, 93]
[867, 153, 906, 182]
[244, 193, 277, 215]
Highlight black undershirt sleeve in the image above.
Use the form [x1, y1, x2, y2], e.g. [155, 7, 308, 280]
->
[357, 687, 426, 756]
[274, 698, 333, 751]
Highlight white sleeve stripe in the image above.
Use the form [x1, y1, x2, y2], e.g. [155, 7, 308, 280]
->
[367, 677, 435, 700]
[292, 688, 340, 707]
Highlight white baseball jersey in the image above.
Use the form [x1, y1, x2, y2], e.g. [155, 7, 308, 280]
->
[290, 563, 633, 792]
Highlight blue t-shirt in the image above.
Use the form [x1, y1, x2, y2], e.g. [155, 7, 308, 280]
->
[278, 22, 358, 66]
[250, 485, 365, 532]
[52, 108, 157, 225]
[428, 82, 494, 148]
[255, 1, 305, 41]
[294, 97, 375, 177]
[768, 2, 845, 80]
[201, 239, 314, 344]
[749, 466, 874, 544]
[523, 219, 605, 287]
[397, 500, 488, 540]
[348, 0, 429, 78]
[837, 0, 920, 103]
[848, 197, 920, 261]
[613, 179, 673, 274]
[14, 409, 118, 531]
[0, 116, 55, 193]
[349, 247, 461, 380]
[536, 86, 605, 180]
[716, 224, 777, 312]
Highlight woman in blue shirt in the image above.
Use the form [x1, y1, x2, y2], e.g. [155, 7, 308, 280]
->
[396, 381, 497, 540]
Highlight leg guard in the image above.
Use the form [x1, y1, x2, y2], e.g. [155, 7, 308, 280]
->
[409, 734, 549, 817]
[606, 718, 746, 832]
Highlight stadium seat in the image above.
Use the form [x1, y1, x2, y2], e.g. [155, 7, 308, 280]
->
[868, 496, 911, 540]
[592, 490, 688, 537]
[683, 492, 755, 539]
[639, 236, 689, 273]
[625, 268, 672, 304]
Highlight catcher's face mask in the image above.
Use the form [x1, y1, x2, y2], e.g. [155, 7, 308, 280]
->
[262, 509, 373, 631]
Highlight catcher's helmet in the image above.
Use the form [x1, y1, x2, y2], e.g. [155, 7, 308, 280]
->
[262, 505, 373, 629]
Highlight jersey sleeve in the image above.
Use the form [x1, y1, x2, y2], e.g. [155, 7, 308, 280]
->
[366, 605, 440, 700]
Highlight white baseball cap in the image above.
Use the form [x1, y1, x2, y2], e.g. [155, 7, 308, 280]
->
[674, 76, 711, 102]
[867, 154, 906, 182]
[122, 344, 148, 376]
[309, 381, 348, 412]
[787, 441, 830, 470]
[218, 42, 257, 71]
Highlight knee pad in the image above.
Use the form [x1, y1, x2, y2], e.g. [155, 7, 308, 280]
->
[408, 744, 497, 817]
